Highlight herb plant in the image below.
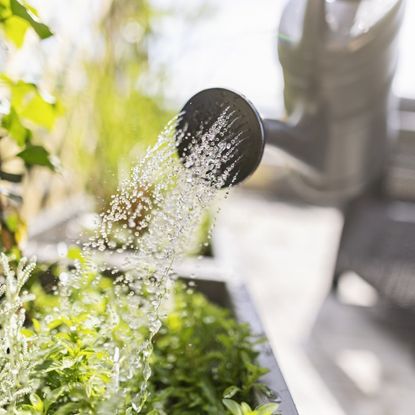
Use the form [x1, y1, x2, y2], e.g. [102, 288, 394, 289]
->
[143, 283, 271, 414]
[223, 399, 279, 415]
[0, 253, 37, 411]
[0, 254, 279, 414]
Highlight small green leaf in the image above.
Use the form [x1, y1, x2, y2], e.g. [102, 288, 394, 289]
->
[43, 385, 68, 412]
[1, 76, 60, 130]
[17, 144, 56, 170]
[20, 328, 35, 337]
[29, 393, 44, 413]
[34, 359, 54, 372]
[47, 318, 64, 330]
[15, 404, 34, 414]
[54, 401, 84, 415]
[241, 402, 253, 414]
[4, 211, 19, 232]
[10, 0, 53, 39]
[17, 89, 59, 130]
[223, 399, 243, 415]
[256, 403, 279, 415]
[1, 107, 31, 146]
[67, 245, 86, 265]
[223, 386, 241, 399]
[32, 318, 41, 333]
[1, 14, 29, 47]
[11, 83, 58, 130]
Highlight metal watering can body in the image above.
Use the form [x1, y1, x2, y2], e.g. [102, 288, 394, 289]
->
[276, 0, 404, 200]
[177, 0, 405, 203]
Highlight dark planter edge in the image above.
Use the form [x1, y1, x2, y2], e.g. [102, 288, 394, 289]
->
[180, 276, 299, 415]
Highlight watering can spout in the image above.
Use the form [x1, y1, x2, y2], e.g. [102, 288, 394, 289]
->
[175, 87, 316, 188]
[262, 116, 323, 171]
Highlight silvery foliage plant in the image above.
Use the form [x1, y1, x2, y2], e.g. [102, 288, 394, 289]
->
[0, 254, 37, 413]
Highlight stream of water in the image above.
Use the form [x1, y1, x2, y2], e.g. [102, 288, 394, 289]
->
[58, 111, 239, 412]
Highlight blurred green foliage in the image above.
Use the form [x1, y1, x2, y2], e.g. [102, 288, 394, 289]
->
[188, 209, 214, 257]
[0, 1, 59, 252]
[64, 0, 173, 205]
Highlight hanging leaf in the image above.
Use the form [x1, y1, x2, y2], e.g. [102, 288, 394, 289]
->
[0, 0, 53, 47]
[14, 82, 59, 130]
[17, 89, 60, 130]
[0, 76, 60, 130]
[1, 14, 29, 47]
[1, 106, 32, 146]
[223, 386, 241, 399]
[10, 0, 53, 39]
[17, 144, 56, 170]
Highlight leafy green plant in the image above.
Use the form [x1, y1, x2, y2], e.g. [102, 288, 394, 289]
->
[0, 0, 59, 252]
[0, 253, 37, 411]
[0, 253, 276, 414]
[223, 399, 279, 415]
[143, 283, 270, 414]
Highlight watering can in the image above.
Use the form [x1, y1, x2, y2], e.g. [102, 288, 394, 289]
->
[178, 0, 415, 309]
[177, 0, 405, 203]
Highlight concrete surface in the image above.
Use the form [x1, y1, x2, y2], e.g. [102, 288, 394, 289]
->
[213, 189, 415, 415]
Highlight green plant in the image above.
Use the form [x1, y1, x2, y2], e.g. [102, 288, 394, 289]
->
[0, 253, 276, 414]
[143, 283, 270, 414]
[0, 253, 37, 411]
[223, 399, 279, 415]
[0, 0, 60, 252]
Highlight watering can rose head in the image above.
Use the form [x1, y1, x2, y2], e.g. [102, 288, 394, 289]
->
[175, 88, 265, 189]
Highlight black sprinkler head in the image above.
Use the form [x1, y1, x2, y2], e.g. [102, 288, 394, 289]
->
[176, 88, 265, 188]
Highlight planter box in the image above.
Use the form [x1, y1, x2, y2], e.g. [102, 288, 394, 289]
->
[183, 276, 298, 415]
[27, 200, 298, 414]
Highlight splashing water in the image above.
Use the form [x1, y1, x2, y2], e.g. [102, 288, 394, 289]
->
[55, 110, 240, 412]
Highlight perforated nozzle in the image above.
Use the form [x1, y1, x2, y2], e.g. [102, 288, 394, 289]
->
[176, 88, 265, 188]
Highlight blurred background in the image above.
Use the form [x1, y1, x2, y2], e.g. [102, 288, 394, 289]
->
[2, 0, 415, 414]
